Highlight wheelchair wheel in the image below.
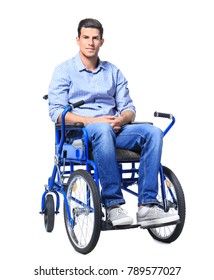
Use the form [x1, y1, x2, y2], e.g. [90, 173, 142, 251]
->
[64, 169, 102, 254]
[44, 194, 55, 232]
[148, 166, 186, 243]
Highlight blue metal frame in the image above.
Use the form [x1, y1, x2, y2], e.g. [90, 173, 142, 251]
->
[40, 105, 177, 228]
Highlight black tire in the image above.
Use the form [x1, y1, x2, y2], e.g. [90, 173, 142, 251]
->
[44, 194, 55, 232]
[148, 166, 186, 243]
[64, 169, 102, 254]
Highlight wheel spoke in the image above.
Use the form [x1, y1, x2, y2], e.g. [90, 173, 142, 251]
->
[64, 170, 101, 254]
[148, 166, 186, 243]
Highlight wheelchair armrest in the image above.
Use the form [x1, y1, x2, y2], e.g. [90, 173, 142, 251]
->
[55, 122, 85, 129]
[131, 121, 153, 125]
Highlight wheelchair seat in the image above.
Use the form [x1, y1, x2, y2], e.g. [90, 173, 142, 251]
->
[89, 149, 140, 162]
[56, 122, 141, 163]
[115, 149, 140, 162]
[56, 121, 150, 163]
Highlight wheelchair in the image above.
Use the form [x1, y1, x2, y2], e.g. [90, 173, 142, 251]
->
[40, 97, 186, 254]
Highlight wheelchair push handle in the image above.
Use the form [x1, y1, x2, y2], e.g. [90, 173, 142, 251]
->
[154, 111, 173, 119]
[154, 111, 175, 136]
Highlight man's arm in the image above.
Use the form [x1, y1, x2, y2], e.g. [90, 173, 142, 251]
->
[57, 111, 118, 125]
[108, 110, 135, 133]
[113, 68, 136, 125]
[57, 110, 134, 133]
[118, 110, 135, 126]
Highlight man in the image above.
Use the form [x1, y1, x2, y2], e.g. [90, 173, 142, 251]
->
[48, 18, 179, 227]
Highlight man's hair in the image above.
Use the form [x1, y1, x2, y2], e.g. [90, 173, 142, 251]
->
[77, 18, 104, 38]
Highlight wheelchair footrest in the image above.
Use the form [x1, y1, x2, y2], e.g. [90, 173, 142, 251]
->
[139, 219, 180, 229]
[102, 220, 141, 231]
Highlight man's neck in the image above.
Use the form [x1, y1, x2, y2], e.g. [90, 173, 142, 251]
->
[79, 52, 98, 71]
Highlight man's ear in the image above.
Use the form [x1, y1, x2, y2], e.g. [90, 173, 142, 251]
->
[76, 37, 80, 46]
[100, 38, 104, 47]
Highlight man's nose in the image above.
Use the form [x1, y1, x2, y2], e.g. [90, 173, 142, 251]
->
[88, 38, 93, 45]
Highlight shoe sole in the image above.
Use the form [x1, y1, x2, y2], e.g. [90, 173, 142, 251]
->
[137, 214, 180, 228]
[111, 217, 134, 226]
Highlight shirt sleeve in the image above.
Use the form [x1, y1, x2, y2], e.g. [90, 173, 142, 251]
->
[48, 63, 71, 123]
[114, 68, 136, 119]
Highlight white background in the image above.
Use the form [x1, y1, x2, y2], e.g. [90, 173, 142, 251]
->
[1, 0, 214, 279]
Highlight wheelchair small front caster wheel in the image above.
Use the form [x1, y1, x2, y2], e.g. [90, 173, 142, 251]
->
[44, 194, 55, 232]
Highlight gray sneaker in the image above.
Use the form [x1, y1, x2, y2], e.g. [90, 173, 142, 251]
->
[137, 205, 180, 228]
[107, 206, 133, 226]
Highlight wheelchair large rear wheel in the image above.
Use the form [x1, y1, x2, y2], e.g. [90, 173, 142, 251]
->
[148, 166, 186, 243]
[64, 169, 102, 254]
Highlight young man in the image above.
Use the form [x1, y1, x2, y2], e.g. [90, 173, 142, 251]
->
[48, 18, 179, 227]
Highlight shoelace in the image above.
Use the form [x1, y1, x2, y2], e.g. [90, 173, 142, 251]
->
[153, 205, 162, 211]
[107, 207, 127, 218]
[115, 207, 127, 216]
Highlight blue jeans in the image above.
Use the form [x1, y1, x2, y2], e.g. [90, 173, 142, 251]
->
[85, 123, 163, 207]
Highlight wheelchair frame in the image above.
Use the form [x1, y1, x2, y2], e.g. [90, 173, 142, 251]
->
[40, 100, 186, 254]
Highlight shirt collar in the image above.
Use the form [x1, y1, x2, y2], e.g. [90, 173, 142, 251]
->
[74, 52, 106, 73]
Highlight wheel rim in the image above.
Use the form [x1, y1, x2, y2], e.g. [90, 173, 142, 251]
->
[65, 175, 96, 249]
[149, 176, 179, 239]
[149, 224, 177, 239]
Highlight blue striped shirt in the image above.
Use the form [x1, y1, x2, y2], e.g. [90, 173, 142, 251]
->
[48, 53, 136, 123]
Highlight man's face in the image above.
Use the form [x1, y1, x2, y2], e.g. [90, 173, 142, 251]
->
[77, 27, 104, 58]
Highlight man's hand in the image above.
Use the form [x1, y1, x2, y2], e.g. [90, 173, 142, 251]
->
[61, 110, 135, 133]
[91, 110, 135, 132]
[103, 115, 123, 132]
[92, 115, 121, 132]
